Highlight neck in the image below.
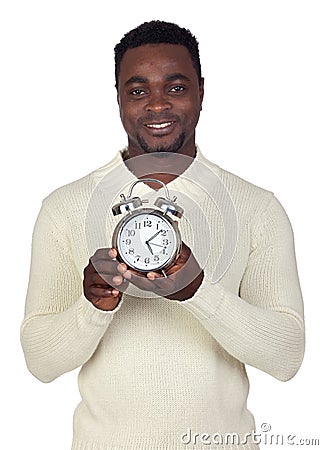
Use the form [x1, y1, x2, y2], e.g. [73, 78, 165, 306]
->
[122, 146, 197, 187]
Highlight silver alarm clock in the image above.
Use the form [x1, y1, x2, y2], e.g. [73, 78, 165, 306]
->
[111, 179, 183, 275]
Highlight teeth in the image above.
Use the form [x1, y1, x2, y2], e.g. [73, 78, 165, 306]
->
[146, 122, 173, 129]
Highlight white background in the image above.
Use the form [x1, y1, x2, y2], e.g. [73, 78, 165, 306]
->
[1, 1, 322, 448]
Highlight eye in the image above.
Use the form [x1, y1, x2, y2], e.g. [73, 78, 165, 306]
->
[130, 88, 146, 96]
[169, 85, 185, 93]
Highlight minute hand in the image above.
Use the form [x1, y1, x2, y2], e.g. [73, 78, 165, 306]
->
[149, 242, 164, 248]
[146, 230, 162, 243]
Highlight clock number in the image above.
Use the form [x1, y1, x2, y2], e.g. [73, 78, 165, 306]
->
[144, 220, 152, 227]
[134, 222, 141, 230]
[125, 238, 131, 245]
[126, 229, 135, 237]
[129, 248, 135, 255]
[153, 255, 159, 262]
[160, 230, 167, 236]
[144, 257, 150, 264]
[162, 239, 169, 245]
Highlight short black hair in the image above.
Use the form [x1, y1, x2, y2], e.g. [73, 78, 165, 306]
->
[114, 20, 202, 90]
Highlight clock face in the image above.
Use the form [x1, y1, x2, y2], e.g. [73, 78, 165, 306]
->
[114, 209, 180, 272]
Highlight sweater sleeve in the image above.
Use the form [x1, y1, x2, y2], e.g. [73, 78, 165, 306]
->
[20, 201, 122, 383]
[180, 195, 305, 381]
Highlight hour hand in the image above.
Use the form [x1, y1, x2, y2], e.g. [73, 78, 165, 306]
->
[145, 241, 154, 255]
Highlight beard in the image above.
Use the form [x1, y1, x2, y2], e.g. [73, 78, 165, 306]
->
[136, 132, 186, 156]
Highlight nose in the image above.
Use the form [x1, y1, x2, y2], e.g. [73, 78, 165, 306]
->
[145, 90, 172, 113]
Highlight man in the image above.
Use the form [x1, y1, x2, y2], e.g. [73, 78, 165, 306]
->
[21, 21, 305, 449]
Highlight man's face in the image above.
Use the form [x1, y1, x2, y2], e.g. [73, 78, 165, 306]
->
[117, 43, 204, 156]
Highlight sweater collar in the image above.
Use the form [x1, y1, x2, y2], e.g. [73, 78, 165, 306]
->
[115, 145, 215, 190]
[92, 146, 221, 206]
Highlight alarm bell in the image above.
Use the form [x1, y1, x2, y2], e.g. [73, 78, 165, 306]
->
[154, 197, 183, 218]
[111, 178, 184, 218]
[112, 196, 143, 216]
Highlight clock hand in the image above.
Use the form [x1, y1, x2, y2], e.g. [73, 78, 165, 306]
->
[149, 243, 164, 248]
[145, 241, 154, 255]
[146, 229, 162, 243]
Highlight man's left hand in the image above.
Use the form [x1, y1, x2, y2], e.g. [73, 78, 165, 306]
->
[121, 242, 204, 301]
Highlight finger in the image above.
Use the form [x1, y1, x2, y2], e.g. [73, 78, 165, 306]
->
[86, 275, 129, 295]
[150, 274, 176, 295]
[91, 248, 117, 261]
[91, 257, 128, 279]
[145, 271, 176, 295]
[88, 272, 123, 288]
[88, 286, 120, 298]
[90, 260, 121, 279]
[116, 262, 128, 274]
[88, 272, 123, 286]
[123, 269, 155, 291]
[90, 256, 118, 271]
[86, 262, 128, 287]
[108, 248, 117, 259]
[146, 271, 162, 281]
[89, 279, 129, 295]
[90, 294, 121, 312]
[90, 248, 120, 267]
[85, 260, 117, 278]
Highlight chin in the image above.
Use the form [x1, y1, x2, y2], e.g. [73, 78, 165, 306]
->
[137, 132, 185, 155]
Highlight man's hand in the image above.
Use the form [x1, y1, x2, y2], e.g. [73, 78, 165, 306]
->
[123, 242, 204, 301]
[83, 248, 129, 311]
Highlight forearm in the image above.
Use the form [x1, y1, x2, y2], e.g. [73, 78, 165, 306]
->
[180, 279, 305, 381]
[21, 295, 121, 382]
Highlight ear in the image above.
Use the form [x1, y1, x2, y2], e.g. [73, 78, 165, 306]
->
[199, 77, 205, 110]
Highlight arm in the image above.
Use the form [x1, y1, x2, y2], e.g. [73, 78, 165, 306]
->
[180, 195, 305, 381]
[20, 202, 122, 383]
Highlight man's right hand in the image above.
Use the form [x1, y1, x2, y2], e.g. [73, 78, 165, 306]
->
[83, 248, 128, 311]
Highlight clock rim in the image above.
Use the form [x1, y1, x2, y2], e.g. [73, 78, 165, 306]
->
[111, 208, 182, 273]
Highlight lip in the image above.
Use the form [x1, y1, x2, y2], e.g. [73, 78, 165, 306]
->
[143, 121, 177, 135]
[145, 121, 175, 129]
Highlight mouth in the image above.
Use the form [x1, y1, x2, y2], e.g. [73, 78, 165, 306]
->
[144, 121, 175, 130]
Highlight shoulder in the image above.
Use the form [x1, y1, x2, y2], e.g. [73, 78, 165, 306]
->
[196, 149, 291, 230]
[219, 166, 274, 212]
[197, 150, 273, 216]
[218, 166, 291, 229]
[36, 151, 128, 235]
[41, 151, 124, 216]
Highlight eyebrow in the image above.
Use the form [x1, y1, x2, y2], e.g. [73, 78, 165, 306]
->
[124, 73, 191, 87]
[165, 73, 191, 83]
[124, 76, 148, 86]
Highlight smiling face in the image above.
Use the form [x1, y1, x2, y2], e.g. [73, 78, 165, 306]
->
[117, 44, 204, 158]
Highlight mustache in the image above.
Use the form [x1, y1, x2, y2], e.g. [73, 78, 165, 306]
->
[138, 113, 180, 124]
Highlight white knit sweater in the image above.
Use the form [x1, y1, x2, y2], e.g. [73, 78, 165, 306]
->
[21, 148, 305, 450]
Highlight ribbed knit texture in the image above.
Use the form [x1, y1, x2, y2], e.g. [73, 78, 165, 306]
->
[21, 148, 304, 449]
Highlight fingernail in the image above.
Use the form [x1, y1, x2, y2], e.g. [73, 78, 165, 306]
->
[147, 273, 155, 280]
[112, 275, 122, 285]
[117, 263, 127, 273]
[108, 249, 117, 258]
[123, 271, 131, 280]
